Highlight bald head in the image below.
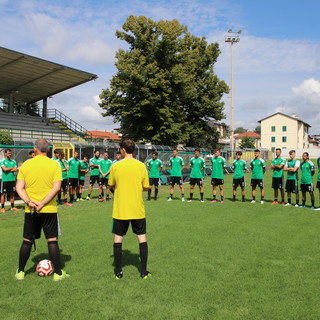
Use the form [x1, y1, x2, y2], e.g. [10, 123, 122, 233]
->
[34, 139, 49, 154]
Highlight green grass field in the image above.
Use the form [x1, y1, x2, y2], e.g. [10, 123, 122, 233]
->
[1, 171, 320, 320]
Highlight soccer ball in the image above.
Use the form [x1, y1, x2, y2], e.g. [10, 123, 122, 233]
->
[36, 259, 53, 277]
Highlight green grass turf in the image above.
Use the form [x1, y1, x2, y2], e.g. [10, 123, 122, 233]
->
[1, 170, 320, 320]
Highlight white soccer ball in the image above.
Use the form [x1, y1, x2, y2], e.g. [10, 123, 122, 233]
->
[36, 259, 53, 277]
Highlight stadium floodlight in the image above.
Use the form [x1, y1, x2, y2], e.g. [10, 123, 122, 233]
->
[224, 29, 241, 160]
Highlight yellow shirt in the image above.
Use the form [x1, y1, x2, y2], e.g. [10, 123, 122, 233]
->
[109, 158, 149, 220]
[17, 155, 62, 213]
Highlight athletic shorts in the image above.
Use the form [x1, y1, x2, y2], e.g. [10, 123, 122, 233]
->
[317, 181, 320, 189]
[233, 177, 245, 188]
[300, 183, 314, 192]
[251, 179, 264, 188]
[23, 212, 60, 240]
[112, 218, 146, 236]
[190, 178, 203, 186]
[0, 179, 2, 193]
[79, 179, 85, 186]
[1, 181, 15, 194]
[272, 177, 284, 189]
[61, 179, 68, 192]
[90, 175, 100, 185]
[211, 178, 224, 186]
[149, 178, 160, 186]
[99, 177, 109, 186]
[171, 176, 183, 185]
[285, 180, 298, 194]
[68, 178, 79, 188]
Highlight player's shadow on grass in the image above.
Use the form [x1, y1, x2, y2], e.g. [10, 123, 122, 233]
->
[25, 249, 72, 275]
[111, 249, 140, 271]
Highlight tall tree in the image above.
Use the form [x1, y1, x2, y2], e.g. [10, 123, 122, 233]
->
[1, 99, 39, 115]
[234, 127, 247, 134]
[99, 15, 228, 147]
[239, 136, 255, 149]
[254, 125, 261, 135]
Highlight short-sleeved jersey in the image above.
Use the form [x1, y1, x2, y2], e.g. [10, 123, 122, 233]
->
[17, 155, 62, 213]
[169, 156, 184, 177]
[317, 157, 320, 182]
[57, 159, 68, 179]
[99, 159, 113, 178]
[51, 157, 59, 162]
[232, 159, 247, 179]
[1, 158, 17, 182]
[285, 159, 300, 181]
[250, 158, 266, 179]
[272, 157, 286, 178]
[190, 157, 205, 179]
[146, 159, 163, 178]
[90, 157, 101, 176]
[68, 157, 80, 179]
[109, 158, 149, 220]
[211, 156, 226, 179]
[300, 160, 315, 184]
[79, 161, 90, 180]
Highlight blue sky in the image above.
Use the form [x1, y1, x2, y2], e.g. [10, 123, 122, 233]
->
[1, 0, 319, 134]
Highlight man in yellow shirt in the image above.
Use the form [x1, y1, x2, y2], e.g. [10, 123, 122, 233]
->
[108, 139, 151, 279]
[14, 139, 69, 281]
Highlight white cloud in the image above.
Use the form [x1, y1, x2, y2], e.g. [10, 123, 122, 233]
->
[292, 78, 320, 104]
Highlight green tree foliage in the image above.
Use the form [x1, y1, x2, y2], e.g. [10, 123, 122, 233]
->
[234, 127, 247, 134]
[239, 136, 255, 149]
[1, 99, 39, 115]
[254, 125, 261, 135]
[0, 130, 13, 145]
[99, 15, 229, 147]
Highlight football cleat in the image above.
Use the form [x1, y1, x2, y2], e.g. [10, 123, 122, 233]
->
[250, 200, 256, 203]
[310, 206, 315, 210]
[114, 271, 123, 280]
[141, 271, 152, 279]
[181, 197, 185, 202]
[64, 202, 72, 206]
[220, 200, 224, 204]
[53, 270, 70, 281]
[15, 269, 25, 280]
[10, 207, 19, 211]
[211, 200, 217, 203]
[167, 198, 173, 202]
[272, 201, 278, 205]
[86, 196, 90, 200]
[260, 200, 264, 204]
[1, 208, 6, 213]
[294, 204, 299, 207]
[187, 199, 192, 202]
[299, 205, 306, 208]
[285, 203, 292, 206]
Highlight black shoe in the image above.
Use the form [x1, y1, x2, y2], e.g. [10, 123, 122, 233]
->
[232, 198, 236, 202]
[147, 198, 151, 201]
[154, 197, 157, 201]
[141, 271, 152, 279]
[242, 198, 245, 202]
[114, 271, 123, 279]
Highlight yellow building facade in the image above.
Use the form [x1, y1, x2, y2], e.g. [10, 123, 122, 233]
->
[259, 112, 310, 151]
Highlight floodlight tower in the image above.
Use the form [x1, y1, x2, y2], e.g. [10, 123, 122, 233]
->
[225, 29, 241, 159]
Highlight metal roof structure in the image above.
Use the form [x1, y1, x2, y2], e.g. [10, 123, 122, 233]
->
[0, 46, 98, 103]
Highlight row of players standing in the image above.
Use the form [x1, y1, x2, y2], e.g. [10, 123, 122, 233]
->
[146, 148, 320, 209]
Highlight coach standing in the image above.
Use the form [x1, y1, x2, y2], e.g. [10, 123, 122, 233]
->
[14, 139, 69, 281]
[109, 139, 151, 279]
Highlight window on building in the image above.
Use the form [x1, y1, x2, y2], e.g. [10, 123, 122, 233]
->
[271, 126, 276, 132]
[271, 136, 276, 142]
[282, 136, 287, 143]
[271, 147, 275, 152]
[282, 126, 287, 132]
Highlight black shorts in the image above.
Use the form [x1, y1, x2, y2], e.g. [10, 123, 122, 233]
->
[68, 178, 79, 188]
[0, 179, 2, 193]
[99, 177, 109, 186]
[272, 177, 284, 189]
[112, 218, 146, 236]
[79, 179, 85, 186]
[190, 178, 203, 186]
[23, 212, 60, 240]
[149, 178, 160, 186]
[300, 184, 314, 192]
[251, 179, 264, 188]
[233, 177, 245, 188]
[317, 181, 320, 189]
[90, 175, 100, 185]
[285, 180, 298, 194]
[1, 180, 15, 194]
[171, 176, 183, 185]
[61, 179, 68, 192]
[211, 178, 224, 186]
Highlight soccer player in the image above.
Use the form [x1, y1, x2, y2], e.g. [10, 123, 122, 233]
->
[271, 148, 286, 204]
[315, 156, 320, 211]
[15, 139, 69, 281]
[78, 155, 90, 200]
[250, 149, 266, 204]
[167, 148, 185, 202]
[232, 151, 247, 202]
[113, 151, 122, 164]
[98, 151, 113, 201]
[87, 150, 101, 200]
[51, 149, 60, 161]
[146, 151, 163, 201]
[68, 150, 80, 203]
[1, 148, 19, 212]
[188, 148, 205, 202]
[109, 139, 151, 279]
[57, 151, 71, 206]
[210, 149, 226, 203]
[284, 150, 300, 207]
[300, 152, 315, 209]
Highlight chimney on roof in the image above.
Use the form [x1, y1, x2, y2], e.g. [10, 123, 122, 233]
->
[291, 113, 299, 119]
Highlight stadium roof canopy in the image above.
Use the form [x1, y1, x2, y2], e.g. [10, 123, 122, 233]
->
[0, 46, 98, 104]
